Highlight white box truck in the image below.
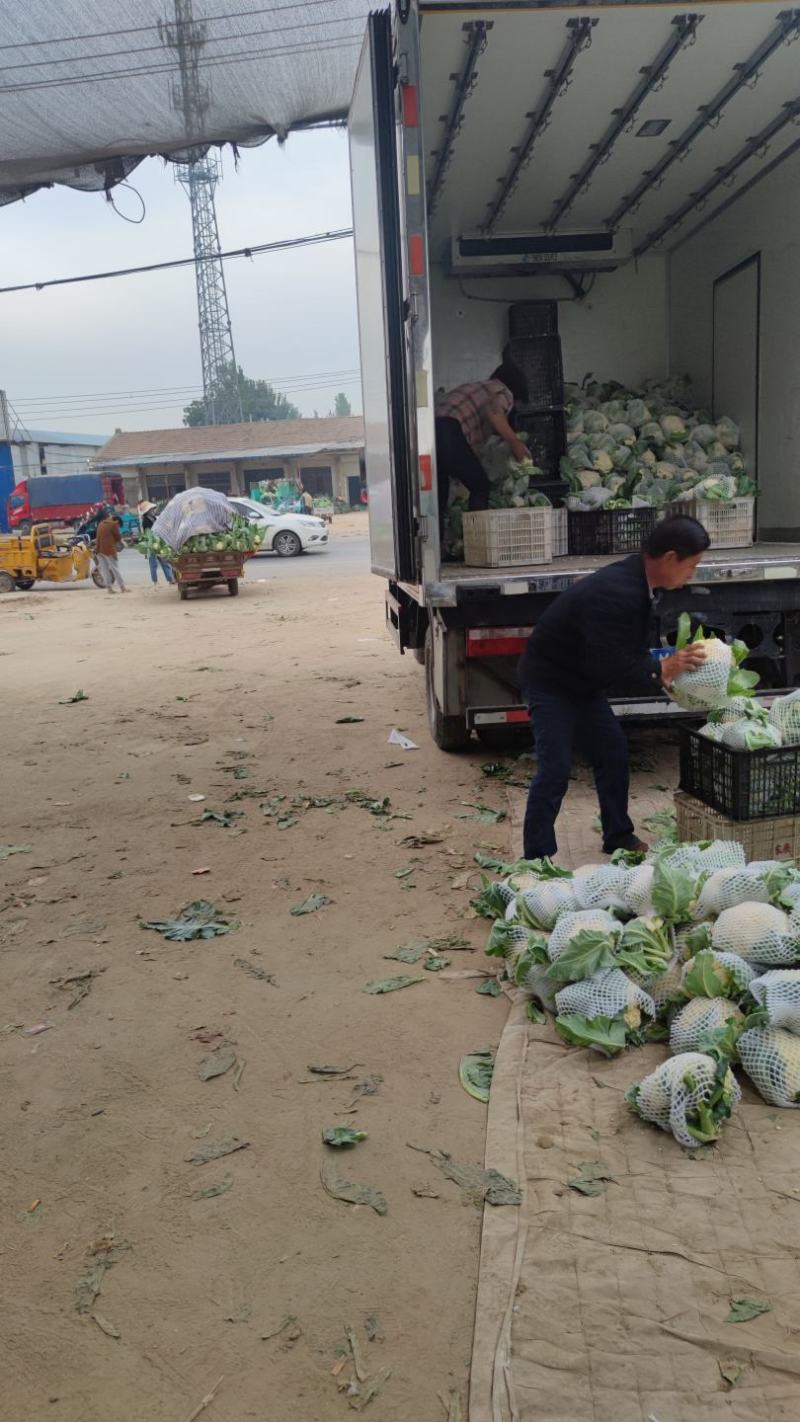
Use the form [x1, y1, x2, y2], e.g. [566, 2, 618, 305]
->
[348, 0, 800, 747]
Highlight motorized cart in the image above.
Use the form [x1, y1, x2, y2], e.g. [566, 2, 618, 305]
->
[174, 548, 248, 600]
[0, 524, 91, 592]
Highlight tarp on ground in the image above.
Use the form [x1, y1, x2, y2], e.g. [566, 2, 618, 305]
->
[0, 0, 371, 205]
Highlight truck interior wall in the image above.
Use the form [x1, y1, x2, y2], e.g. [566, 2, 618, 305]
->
[668, 145, 800, 540]
[428, 258, 668, 392]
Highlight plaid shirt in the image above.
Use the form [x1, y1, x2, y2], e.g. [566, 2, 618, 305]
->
[435, 379, 513, 453]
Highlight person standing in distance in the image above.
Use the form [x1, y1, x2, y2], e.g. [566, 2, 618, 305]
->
[94, 509, 130, 595]
[138, 501, 175, 587]
[517, 515, 711, 860]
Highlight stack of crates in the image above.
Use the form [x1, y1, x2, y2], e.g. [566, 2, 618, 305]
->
[507, 302, 567, 493]
[677, 725, 800, 860]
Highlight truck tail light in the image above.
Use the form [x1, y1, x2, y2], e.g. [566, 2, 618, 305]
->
[466, 627, 533, 659]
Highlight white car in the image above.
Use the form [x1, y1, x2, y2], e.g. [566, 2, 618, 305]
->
[228, 496, 329, 557]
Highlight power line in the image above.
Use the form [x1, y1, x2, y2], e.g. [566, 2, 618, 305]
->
[0, 33, 362, 97]
[0, 227, 354, 295]
[0, 0, 361, 54]
[16, 369, 359, 402]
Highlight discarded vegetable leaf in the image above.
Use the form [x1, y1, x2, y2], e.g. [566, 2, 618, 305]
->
[364, 1312, 384, 1343]
[726, 1296, 771, 1324]
[459, 1050, 494, 1103]
[75, 1238, 131, 1315]
[191, 1173, 234, 1201]
[555, 1014, 628, 1056]
[476, 979, 502, 996]
[320, 1164, 387, 1215]
[719, 1359, 747, 1388]
[423, 955, 450, 972]
[52, 968, 99, 1009]
[186, 1137, 249, 1166]
[568, 1161, 614, 1197]
[92, 1313, 121, 1339]
[401, 832, 445, 847]
[59, 689, 89, 704]
[234, 957, 276, 983]
[322, 1126, 368, 1147]
[290, 893, 332, 916]
[527, 1000, 546, 1024]
[308, 1063, 363, 1076]
[457, 802, 507, 825]
[198, 809, 242, 828]
[336, 716, 365, 724]
[409, 1145, 520, 1206]
[346, 789, 391, 816]
[198, 1046, 236, 1081]
[142, 901, 235, 941]
[0, 844, 31, 860]
[363, 975, 423, 994]
[384, 941, 427, 964]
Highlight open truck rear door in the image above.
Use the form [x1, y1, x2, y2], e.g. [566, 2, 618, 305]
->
[348, 11, 418, 586]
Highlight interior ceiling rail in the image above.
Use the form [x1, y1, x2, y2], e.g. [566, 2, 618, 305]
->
[546, 11, 701, 232]
[483, 16, 595, 231]
[607, 8, 800, 231]
[634, 97, 800, 256]
[427, 19, 492, 215]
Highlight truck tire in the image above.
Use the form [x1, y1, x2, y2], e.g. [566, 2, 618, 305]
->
[15, 578, 35, 590]
[425, 628, 470, 752]
[178, 585, 189, 600]
[227, 578, 239, 596]
[0, 572, 16, 594]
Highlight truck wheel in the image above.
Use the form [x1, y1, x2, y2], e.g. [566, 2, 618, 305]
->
[0, 572, 16, 594]
[178, 585, 189, 601]
[227, 578, 239, 596]
[15, 579, 35, 590]
[425, 629, 470, 752]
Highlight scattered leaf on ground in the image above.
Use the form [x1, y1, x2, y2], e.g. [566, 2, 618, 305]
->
[261, 1314, 298, 1342]
[350, 1075, 383, 1101]
[408, 1145, 520, 1206]
[346, 1324, 368, 1381]
[51, 968, 101, 1009]
[198, 1046, 236, 1081]
[363, 975, 423, 994]
[401, 832, 445, 847]
[719, 1359, 747, 1388]
[726, 1296, 771, 1324]
[527, 1001, 546, 1024]
[456, 803, 506, 825]
[59, 689, 89, 704]
[568, 1161, 615, 1197]
[75, 1238, 131, 1315]
[320, 1164, 387, 1215]
[191, 1173, 234, 1201]
[308, 1062, 364, 1076]
[232, 1059, 246, 1091]
[349, 1367, 392, 1411]
[0, 844, 31, 860]
[322, 1126, 368, 1148]
[459, 1051, 494, 1103]
[186, 1137, 250, 1167]
[198, 809, 242, 828]
[423, 956, 450, 973]
[92, 1313, 121, 1339]
[234, 957, 276, 984]
[476, 979, 501, 996]
[412, 1184, 441, 1199]
[290, 893, 332, 916]
[336, 716, 365, 724]
[384, 941, 428, 964]
[364, 1313, 384, 1343]
[345, 789, 391, 817]
[142, 901, 235, 941]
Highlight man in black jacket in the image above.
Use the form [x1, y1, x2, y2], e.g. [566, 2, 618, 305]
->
[518, 515, 710, 860]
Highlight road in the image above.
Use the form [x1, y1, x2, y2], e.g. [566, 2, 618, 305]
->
[0, 515, 504, 1422]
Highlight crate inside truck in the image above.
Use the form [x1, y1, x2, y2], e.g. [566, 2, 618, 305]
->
[348, 0, 800, 748]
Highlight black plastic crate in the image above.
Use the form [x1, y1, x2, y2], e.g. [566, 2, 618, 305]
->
[516, 409, 566, 477]
[679, 725, 800, 821]
[509, 335, 564, 410]
[567, 507, 657, 556]
[509, 301, 558, 339]
[529, 478, 568, 506]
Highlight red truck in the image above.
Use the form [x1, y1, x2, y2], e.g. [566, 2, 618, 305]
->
[8, 473, 124, 532]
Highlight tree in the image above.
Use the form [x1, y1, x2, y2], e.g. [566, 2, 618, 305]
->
[330, 391, 352, 417]
[183, 362, 300, 426]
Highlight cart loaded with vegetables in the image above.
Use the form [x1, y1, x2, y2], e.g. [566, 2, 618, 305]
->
[136, 487, 265, 600]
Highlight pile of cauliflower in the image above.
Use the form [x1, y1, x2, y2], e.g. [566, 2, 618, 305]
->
[562, 374, 755, 513]
[479, 839, 800, 1145]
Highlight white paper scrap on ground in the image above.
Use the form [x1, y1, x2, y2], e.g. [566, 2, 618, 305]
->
[388, 729, 419, 750]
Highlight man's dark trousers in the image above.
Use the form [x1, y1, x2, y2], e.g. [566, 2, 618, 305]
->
[523, 688, 634, 859]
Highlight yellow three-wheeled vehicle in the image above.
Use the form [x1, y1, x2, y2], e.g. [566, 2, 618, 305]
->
[0, 525, 92, 593]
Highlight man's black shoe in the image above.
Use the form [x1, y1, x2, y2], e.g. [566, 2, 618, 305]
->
[603, 834, 649, 855]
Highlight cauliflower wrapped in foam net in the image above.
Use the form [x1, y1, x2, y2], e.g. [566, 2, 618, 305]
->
[738, 1026, 800, 1107]
[680, 947, 757, 1000]
[627, 1052, 741, 1146]
[749, 970, 800, 1033]
[671, 637, 733, 711]
[711, 902, 796, 965]
[571, 863, 627, 912]
[720, 720, 782, 751]
[555, 967, 654, 1024]
[769, 690, 800, 746]
[514, 879, 578, 932]
[694, 867, 771, 920]
[620, 863, 655, 916]
[546, 909, 620, 963]
[669, 996, 746, 1054]
[649, 955, 687, 1015]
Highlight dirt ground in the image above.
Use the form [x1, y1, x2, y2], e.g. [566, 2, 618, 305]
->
[0, 524, 514, 1422]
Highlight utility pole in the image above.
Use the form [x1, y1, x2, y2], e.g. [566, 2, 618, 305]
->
[159, 0, 243, 425]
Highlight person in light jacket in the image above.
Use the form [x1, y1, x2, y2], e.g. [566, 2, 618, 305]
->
[94, 510, 129, 594]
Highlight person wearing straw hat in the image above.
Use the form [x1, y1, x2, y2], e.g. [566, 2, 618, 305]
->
[139, 501, 175, 587]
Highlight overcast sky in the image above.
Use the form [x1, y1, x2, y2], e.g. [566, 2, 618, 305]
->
[1, 127, 361, 437]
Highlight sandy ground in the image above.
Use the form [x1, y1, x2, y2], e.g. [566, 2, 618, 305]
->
[0, 524, 512, 1422]
[0, 516, 680, 1422]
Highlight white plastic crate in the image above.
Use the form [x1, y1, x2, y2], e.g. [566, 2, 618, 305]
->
[675, 790, 800, 862]
[462, 507, 567, 567]
[667, 497, 754, 549]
